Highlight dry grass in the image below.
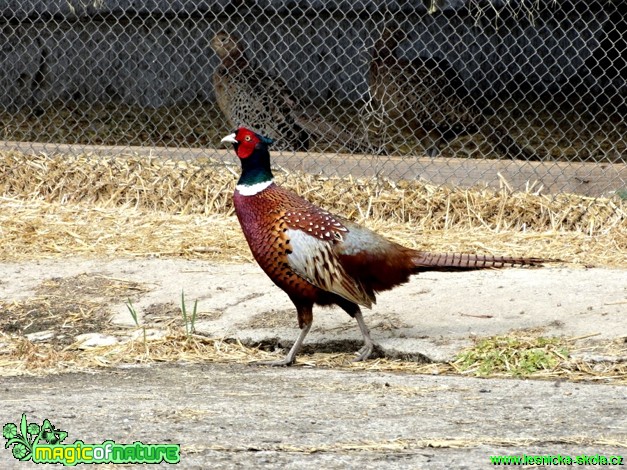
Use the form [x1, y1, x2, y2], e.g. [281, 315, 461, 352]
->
[0, 197, 248, 262]
[0, 273, 148, 343]
[0, 101, 229, 150]
[1, 328, 625, 385]
[0, 151, 625, 265]
[4, 98, 626, 163]
[0, 150, 625, 380]
[2, 196, 625, 266]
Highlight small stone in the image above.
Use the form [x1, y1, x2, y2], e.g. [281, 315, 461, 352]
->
[129, 328, 166, 341]
[25, 330, 55, 342]
[75, 333, 119, 349]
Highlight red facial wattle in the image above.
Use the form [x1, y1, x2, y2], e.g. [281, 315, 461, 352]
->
[235, 129, 259, 159]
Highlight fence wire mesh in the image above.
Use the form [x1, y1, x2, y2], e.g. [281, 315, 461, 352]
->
[0, 1, 625, 197]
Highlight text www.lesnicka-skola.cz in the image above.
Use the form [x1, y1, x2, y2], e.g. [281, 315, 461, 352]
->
[490, 454, 624, 465]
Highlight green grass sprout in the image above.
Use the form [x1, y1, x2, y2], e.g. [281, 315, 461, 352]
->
[180, 291, 199, 339]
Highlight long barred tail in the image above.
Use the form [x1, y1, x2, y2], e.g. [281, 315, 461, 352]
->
[412, 252, 546, 272]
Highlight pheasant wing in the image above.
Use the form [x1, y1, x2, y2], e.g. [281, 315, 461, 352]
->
[282, 210, 375, 308]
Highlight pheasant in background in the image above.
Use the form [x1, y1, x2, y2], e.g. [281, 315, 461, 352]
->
[211, 31, 371, 153]
[222, 127, 546, 366]
[369, 25, 539, 160]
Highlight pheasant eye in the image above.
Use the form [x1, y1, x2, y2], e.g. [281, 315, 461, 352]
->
[244, 135, 252, 142]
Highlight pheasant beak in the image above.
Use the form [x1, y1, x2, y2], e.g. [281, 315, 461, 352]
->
[221, 133, 238, 145]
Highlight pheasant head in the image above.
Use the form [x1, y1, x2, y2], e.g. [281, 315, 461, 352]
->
[211, 31, 246, 68]
[373, 23, 406, 65]
[221, 127, 275, 194]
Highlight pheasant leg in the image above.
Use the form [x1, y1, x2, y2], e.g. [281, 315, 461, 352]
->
[353, 309, 375, 362]
[257, 322, 312, 367]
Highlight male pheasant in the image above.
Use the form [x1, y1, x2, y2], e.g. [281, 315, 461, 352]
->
[211, 31, 371, 153]
[222, 127, 544, 366]
[369, 25, 539, 160]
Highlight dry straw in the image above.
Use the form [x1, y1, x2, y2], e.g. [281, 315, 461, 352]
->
[0, 151, 625, 265]
[0, 150, 625, 381]
[1, 329, 625, 385]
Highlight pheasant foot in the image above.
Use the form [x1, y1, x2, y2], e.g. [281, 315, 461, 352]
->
[255, 322, 311, 367]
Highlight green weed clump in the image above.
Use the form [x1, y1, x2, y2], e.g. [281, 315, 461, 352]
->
[454, 335, 569, 377]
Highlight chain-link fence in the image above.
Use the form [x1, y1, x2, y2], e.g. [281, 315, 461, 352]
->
[0, 1, 625, 196]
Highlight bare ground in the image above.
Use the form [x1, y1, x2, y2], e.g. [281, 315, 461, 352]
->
[1, 258, 625, 363]
[0, 363, 626, 469]
[1, 256, 626, 468]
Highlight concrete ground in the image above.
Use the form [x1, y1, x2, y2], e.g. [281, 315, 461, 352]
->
[0, 258, 625, 468]
[0, 363, 625, 469]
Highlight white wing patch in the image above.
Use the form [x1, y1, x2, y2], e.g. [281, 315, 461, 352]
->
[285, 229, 374, 308]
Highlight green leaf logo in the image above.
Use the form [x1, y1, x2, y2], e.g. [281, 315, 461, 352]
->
[12, 443, 28, 459]
[2, 423, 18, 440]
[3, 414, 67, 462]
[27, 424, 40, 436]
[40, 419, 67, 445]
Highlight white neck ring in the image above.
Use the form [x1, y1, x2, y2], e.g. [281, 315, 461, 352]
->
[236, 180, 273, 196]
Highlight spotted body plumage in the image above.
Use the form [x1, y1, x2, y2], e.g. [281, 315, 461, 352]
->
[369, 25, 539, 160]
[222, 127, 547, 366]
[233, 183, 374, 313]
[211, 31, 309, 151]
[234, 185, 328, 315]
[211, 31, 372, 153]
